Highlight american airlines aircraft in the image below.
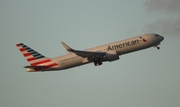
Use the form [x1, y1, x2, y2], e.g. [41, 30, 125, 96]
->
[16, 33, 164, 72]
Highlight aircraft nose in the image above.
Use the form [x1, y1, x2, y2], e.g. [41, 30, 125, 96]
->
[159, 35, 164, 41]
[155, 34, 164, 42]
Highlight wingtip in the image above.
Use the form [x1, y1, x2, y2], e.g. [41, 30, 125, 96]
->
[61, 42, 73, 51]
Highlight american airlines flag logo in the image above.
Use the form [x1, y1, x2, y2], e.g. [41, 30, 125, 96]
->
[139, 36, 147, 42]
[16, 43, 58, 71]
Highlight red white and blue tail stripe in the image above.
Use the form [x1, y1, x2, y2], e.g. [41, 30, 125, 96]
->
[16, 43, 58, 72]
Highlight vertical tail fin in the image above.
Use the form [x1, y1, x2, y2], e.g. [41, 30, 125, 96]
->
[16, 43, 58, 71]
[16, 43, 46, 64]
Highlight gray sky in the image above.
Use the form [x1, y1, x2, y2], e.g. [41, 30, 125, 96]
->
[0, 0, 180, 107]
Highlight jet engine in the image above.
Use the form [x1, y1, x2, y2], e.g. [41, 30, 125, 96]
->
[105, 50, 119, 62]
[93, 50, 119, 66]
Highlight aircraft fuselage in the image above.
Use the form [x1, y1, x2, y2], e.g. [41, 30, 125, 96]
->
[43, 33, 164, 71]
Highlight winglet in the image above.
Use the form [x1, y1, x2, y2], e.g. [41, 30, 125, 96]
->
[61, 42, 74, 52]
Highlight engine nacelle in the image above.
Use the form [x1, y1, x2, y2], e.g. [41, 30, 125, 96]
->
[105, 50, 119, 62]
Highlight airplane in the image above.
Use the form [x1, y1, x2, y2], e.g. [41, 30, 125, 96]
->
[16, 33, 164, 72]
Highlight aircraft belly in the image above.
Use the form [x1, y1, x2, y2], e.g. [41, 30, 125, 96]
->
[58, 56, 84, 70]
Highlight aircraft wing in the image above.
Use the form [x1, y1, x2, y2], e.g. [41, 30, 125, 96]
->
[70, 50, 106, 58]
[61, 42, 106, 58]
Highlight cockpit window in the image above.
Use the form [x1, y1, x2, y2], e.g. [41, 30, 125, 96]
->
[155, 34, 159, 37]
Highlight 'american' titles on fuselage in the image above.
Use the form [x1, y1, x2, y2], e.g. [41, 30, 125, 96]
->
[107, 39, 139, 51]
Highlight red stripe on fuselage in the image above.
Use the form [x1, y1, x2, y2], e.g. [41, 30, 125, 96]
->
[34, 63, 58, 71]
[31, 59, 51, 66]
[46, 63, 58, 67]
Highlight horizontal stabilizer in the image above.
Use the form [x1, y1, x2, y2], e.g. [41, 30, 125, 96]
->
[24, 66, 47, 69]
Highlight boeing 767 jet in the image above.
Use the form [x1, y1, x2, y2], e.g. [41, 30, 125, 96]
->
[16, 33, 164, 72]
